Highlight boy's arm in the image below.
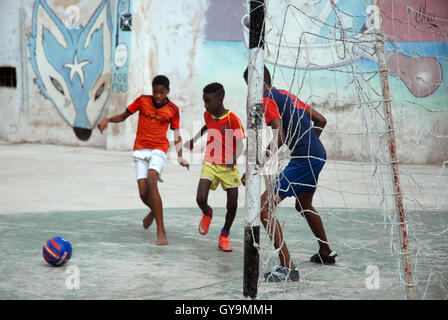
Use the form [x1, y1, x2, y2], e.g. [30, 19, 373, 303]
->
[242, 119, 284, 185]
[227, 137, 245, 171]
[98, 110, 131, 134]
[262, 118, 285, 164]
[173, 129, 190, 170]
[235, 138, 244, 162]
[184, 124, 207, 150]
[306, 107, 327, 138]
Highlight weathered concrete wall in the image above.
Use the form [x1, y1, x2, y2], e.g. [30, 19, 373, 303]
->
[0, 0, 446, 164]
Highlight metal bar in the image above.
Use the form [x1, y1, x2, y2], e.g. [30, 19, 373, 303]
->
[371, 0, 414, 300]
[243, 0, 265, 299]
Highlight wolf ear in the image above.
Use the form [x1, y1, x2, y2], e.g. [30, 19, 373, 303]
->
[33, 0, 69, 49]
[83, 0, 112, 49]
[81, 0, 113, 129]
[29, 0, 76, 127]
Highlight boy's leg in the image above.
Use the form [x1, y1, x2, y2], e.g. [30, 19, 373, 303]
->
[223, 187, 238, 231]
[136, 179, 155, 229]
[134, 154, 157, 230]
[218, 187, 238, 252]
[260, 190, 295, 269]
[197, 178, 214, 235]
[142, 211, 155, 230]
[295, 193, 331, 255]
[196, 178, 212, 214]
[146, 169, 167, 245]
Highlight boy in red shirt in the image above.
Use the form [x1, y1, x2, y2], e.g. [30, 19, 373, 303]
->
[186, 82, 245, 252]
[98, 75, 190, 246]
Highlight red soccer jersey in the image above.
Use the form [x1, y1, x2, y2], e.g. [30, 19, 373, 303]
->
[204, 110, 245, 165]
[263, 89, 310, 125]
[126, 95, 180, 153]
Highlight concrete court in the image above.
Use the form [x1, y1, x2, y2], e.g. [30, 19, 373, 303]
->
[0, 142, 447, 300]
[1, 141, 447, 215]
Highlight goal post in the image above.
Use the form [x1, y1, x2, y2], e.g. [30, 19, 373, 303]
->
[243, 0, 265, 299]
[239, 0, 445, 300]
[371, 0, 415, 300]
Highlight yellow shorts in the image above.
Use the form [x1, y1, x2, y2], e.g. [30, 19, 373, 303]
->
[200, 162, 242, 191]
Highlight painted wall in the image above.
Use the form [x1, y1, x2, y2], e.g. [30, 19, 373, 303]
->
[0, 2, 26, 142]
[0, 0, 446, 164]
[1, 0, 114, 146]
[239, 0, 448, 164]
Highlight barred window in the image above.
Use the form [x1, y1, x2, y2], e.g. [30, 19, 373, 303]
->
[0, 67, 17, 88]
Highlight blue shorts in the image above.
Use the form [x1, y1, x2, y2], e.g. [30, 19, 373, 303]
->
[274, 157, 325, 198]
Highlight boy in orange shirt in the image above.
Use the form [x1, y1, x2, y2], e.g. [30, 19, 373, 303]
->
[186, 82, 245, 252]
[98, 75, 190, 246]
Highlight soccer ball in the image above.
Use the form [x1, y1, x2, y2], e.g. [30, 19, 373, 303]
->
[42, 236, 72, 266]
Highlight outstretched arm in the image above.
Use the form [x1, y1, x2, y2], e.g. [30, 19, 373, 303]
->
[97, 110, 131, 134]
[184, 124, 207, 150]
[173, 129, 190, 170]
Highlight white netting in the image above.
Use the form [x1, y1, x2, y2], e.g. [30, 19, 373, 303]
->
[244, 0, 448, 300]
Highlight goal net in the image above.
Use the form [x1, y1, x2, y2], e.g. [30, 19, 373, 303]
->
[243, 0, 448, 300]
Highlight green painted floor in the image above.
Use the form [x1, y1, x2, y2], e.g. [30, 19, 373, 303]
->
[1, 208, 447, 300]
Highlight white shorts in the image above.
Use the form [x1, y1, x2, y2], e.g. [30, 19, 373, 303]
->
[132, 149, 167, 181]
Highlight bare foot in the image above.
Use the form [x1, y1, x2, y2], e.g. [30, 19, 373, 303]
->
[156, 236, 168, 246]
[156, 229, 168, 245]
[142, 211, 155, 230]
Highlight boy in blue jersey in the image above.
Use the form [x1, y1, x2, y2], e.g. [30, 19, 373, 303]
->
[243, 66, 337, 282]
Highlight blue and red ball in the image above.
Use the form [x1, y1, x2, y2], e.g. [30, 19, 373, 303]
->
[42, 236, 72, 266]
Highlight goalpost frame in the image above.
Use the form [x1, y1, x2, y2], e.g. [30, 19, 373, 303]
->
[241, 0, 415, 300]
[372, 0, 415, 300]
[243, 0, 265, 299]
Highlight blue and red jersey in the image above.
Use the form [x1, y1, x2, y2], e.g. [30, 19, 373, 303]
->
[263, 89, 326, 160]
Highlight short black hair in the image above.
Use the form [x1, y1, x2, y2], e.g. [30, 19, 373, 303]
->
[152, 75, 170, 89]
[203, 82, 225, 99]
[243, 65, 271, 87]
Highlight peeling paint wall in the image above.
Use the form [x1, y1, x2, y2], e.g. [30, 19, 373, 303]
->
[0, 0, 447, 164]
[105, 0, 209, 150]
[1, 0, 115, 146]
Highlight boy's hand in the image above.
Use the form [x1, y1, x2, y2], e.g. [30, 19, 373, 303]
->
[241, 173, 246, 186]
[97, 119, 109, 134]
[184, 139, 194, 150]
[178, 157, 190, 170]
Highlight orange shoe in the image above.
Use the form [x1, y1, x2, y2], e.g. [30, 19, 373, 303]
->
[218, 235, 233, 252]
[198, 209, 213, 235]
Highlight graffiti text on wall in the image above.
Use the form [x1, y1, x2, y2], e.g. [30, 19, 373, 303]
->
[111, 0, 132, 93]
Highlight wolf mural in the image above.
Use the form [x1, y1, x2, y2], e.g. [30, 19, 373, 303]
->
[28, 0, 112, 141]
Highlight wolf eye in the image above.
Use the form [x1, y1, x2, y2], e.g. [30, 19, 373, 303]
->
[94, 82, 105, 101]
[50, 76, 64, 95]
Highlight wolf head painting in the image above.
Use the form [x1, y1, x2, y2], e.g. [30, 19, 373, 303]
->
[28, 0, 112, 141]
